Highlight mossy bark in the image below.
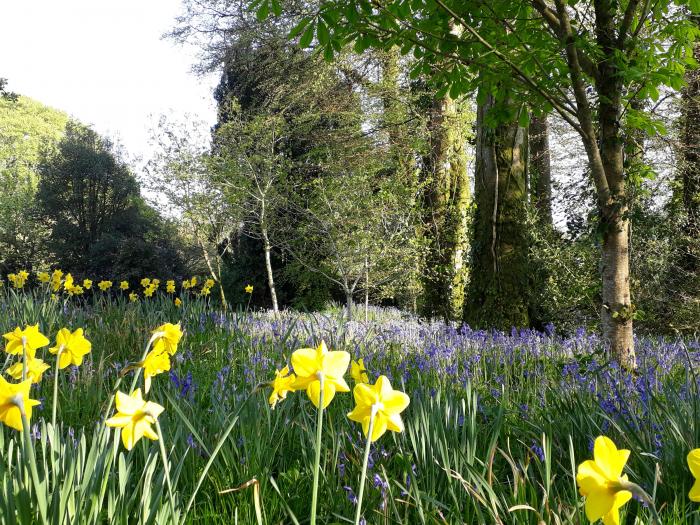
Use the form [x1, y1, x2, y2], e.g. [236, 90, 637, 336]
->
[465, 91, 529, 329]
[679, 26, 700, 273]
[421, 94, 472, 320]
[529, 114, 553, 227]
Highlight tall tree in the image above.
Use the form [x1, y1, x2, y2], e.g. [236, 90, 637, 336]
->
[466, 92, 529, 328]
[281, 0, 699, 367]
[421, 93, 472, 320]
[36, 122, 139, 273]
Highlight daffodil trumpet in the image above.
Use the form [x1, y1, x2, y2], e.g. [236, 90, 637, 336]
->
[353, 403, 378, 525]
[310, 372, 324, 525]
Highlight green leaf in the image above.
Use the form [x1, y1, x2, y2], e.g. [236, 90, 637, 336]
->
[317, 20, 330, 45]
[288, 18, 310, 39]
[255, 1, 269, 22]
[299, 25, 315, 48]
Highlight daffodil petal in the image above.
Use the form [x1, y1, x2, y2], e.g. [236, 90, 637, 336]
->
[584, 488, 615, 522]
[594, 436, 629, 479]
[322, 351, 350, 379]
[577, 459, 609, 495]
[370, 413, 389, 442]
[291, 348, 320, 378]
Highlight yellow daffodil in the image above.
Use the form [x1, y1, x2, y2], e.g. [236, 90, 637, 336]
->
[120, 280, 129, 290]
[0, 376, 40, 431]
[151, 323, 183, 355]
[174, 297, 182, 307]
[129, 292, 138, 302]
[269, 366, 296, 409]
[182, 279, 191, 290]
[141, 347, 171, 393]
[144, 284, 156, 298]
[576, 436, 632, 525]
[6, 356, 51, 384]
[200, 286, 211, 297]
[205, 278, 215, 288]
[351, 358, 369, 384]
[9, 271, 29, 288]
[166, 280, 176, 293]
[105, 389, 164, 450]
[140, 277, 151, 288]
[64, 273, 74, 291]
[152, 279, 160, 287]
[347, 375, 409, 442]
[98, 280, 112, 291]
[189, 276, 198, 287]
[49, 328, 92, 369]
[37, 271, 50, 283]
[83, 278, 92, 290]
[51, 269, 63, 291]
[245, 284, 253, 294]
[291, 341, 350, 409]
[3, 325, 50, 358]
[688, 449, 700, 502]
[68, 284, 84, 296]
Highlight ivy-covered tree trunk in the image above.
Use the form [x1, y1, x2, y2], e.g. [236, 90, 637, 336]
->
[679, 26, 700, 273]
[421, 94, 471, 320]
[465, 92, 529, 329]
[529, 114, 553, 227]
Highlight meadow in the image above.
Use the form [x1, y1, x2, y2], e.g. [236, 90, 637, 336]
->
[1, 273, 700, 524]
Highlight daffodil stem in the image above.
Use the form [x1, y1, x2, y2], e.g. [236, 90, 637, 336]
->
[21, 339, 28, 382]
[619, 480, 661, 525]
[19, 402, 48, 525]
[102, 333, 158, 423]
[51, 347, 63, 428]
[310, 376, 325, 525]
[353, 408, 376, 525]
[155, 420, 178, 525]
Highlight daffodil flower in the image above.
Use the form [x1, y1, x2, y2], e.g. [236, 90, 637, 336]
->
[688, 449, 700, 502]
[348, 375, 409, 442]
[351, 358, 369, 384]
[151, 323, 183, 355]
[291, 341, 350, 409]
[0, 376, 40, 431]
[576, 436, 632, 525]
[141, 347, 172, 393]
[49, 328, 92, 369]
[3, 325, 50, 358]
[105, 389, 164, 451]
[245, 284, 253, 294]
[98, 280, 112, 291]
[269, 366, 296, 408]
[6, 356, 51, 384]
[120, 280, 129, 290]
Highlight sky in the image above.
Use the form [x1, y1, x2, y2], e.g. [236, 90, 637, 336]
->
[0, 0, 217, 166]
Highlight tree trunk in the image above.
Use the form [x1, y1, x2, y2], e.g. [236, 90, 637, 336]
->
[595, 0, 635, 368]
[529, 114, 553, 227]
[465, 90, 529, 329]
[679, 25, 700, 273]
[421, 94, 471, 320]
[262, 227, 279, 313]
[345, 286, 353, 322]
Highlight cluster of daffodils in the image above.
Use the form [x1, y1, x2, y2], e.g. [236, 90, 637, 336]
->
[1, 268, 220, 307]
[1, 324, 91, 431]
[268, 341, 409, 525]
[106, 323, 183, 450]
[576, 436, 700, 524]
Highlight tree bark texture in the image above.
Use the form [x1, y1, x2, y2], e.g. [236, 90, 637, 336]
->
[465, 91, 529, 329]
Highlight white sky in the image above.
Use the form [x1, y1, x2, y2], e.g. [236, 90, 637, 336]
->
[0, 0, 217, 165]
